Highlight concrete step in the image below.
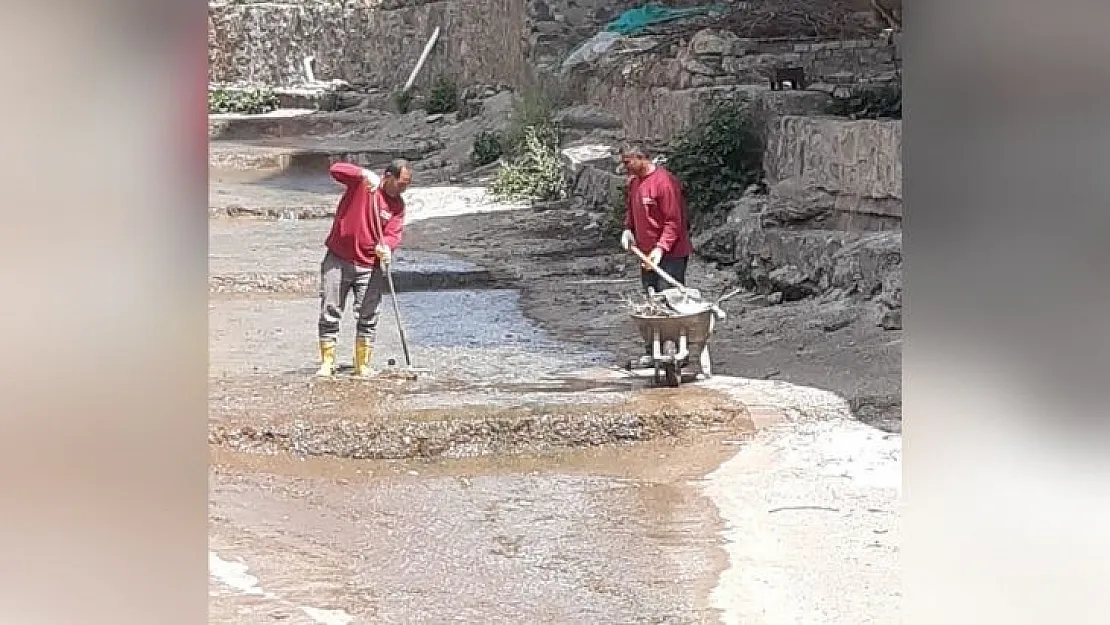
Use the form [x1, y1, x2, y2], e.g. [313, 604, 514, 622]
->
[208, 110, 385, 141]
[209, 138, 442, 174]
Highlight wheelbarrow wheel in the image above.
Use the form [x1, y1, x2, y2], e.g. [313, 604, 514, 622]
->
[661, 340, 681, 387]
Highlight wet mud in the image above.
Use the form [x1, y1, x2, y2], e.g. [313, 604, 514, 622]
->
[207, 153, 755, 624]
[210, 375, 753, 459]
[210, 435, 739, 624]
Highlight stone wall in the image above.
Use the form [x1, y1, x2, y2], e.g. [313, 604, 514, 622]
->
[563, 29, 899, 142]
[208, 0, 528, 90]
[764, 116, 902, 222]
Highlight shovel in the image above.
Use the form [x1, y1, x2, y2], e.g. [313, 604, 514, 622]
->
[628, 245, 726, 318]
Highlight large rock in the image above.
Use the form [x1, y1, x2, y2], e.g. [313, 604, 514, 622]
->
[554, 105, 623, 130]
[709, 216, 902, 306]
[764, 116, 902, 222]
[561, 143, 623, 211]
[690, 29, 741, 56]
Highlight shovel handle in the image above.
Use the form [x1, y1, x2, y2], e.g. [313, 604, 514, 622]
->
[629, 245, 687, 294]
[629, 245, 728, 319]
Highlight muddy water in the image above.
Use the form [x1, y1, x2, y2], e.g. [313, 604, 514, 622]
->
[209, 198, 749, 623]
[210, 436, 738, 624]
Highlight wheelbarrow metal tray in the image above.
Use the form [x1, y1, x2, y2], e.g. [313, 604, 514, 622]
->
[630, 309, 716, 346]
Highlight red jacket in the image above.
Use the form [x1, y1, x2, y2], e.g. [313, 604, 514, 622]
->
[624, 166, 693, 258]
[325, 162, 405, 268]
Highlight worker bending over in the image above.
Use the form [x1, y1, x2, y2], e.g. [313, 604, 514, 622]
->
[316, 159, 413, 376]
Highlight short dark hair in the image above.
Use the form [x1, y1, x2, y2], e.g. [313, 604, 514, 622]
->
[384, 158, 411, 177]
[619, 144, 651, 159]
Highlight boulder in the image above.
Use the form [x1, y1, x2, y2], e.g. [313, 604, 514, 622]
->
[554, 105, 623, 130]
[690, 29, 741, 56]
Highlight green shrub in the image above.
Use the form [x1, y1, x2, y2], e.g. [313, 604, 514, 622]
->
[393, 89, 413, 114]
[425, 75, 458, 114]
[208, 87, 279, 115]
[825, 82, 902, 120]
[491, 126, 565, 202]
[503, 88, 559, 156]
[471, 131, 504, 166]
[665, 101, 763, 230]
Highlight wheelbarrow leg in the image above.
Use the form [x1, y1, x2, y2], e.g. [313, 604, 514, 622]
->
[652, 329, 662, 384]
[699, 344, 712, 379]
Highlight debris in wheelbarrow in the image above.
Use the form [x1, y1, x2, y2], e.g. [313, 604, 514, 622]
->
[623, 286, 740, 387]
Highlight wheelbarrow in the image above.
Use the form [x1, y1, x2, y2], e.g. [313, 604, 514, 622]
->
[630, 302, 719, 386]
[624, 245, 736, 387]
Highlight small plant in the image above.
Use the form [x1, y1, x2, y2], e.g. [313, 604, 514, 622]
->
[491, 125, 565, 202]
[208, 86, 279, 115]
[504, 88, 559, 155]
[666, 100, 764, 230]
[393, 89, 413, 114]
[825, 82, 902, 120]
[471, 130, 504, 166]
[425, 75, 458, 115]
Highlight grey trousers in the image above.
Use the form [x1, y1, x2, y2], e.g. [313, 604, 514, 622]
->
[317, 250, 387, 342]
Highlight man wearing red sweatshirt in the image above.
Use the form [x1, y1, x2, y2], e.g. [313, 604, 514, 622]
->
[618, 144, 695, 367]
[618, 144, 693, 293]
[316, 159, 412, 377]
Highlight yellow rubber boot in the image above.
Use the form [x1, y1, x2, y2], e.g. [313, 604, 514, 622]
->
[315, 340, 336, 376]
[353, 337, 373, 377]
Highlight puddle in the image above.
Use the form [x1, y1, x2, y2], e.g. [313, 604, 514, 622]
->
[209, 287, 607, 381]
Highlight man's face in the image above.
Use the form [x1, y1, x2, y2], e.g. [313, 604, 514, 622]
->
[382, 168, 413, 196]
[621, 154, 650, 177]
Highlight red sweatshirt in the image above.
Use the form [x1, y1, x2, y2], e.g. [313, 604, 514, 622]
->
[624, 166, 693, 258]
[325, 162, 405, 268]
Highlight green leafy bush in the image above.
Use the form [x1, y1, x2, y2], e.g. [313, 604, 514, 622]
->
[393, 89, 413, 114]
[665, 101, 763, 230]
[208, 87, 279, 115]
[471, 131, 504, 166]
[425, 75, 458, 114]
[825, 82, 902, 120]
[491, 126, 565, 202]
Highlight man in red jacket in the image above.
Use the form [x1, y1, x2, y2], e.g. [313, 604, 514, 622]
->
[619, 144, 693, 293]
[618, 144, 695, 367]
[316, 159, 413, 376]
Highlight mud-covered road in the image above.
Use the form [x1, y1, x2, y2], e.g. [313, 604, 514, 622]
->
[208, 113, 901, 624]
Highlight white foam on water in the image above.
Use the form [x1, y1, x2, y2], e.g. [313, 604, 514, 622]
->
[209, 551, 356, 625]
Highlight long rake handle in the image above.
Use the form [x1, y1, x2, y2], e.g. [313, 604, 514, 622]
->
[369, 186, 414, 368]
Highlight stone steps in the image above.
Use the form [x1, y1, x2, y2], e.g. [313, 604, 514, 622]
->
[209, 138, 442, 174]
[208, 110, 385, 141]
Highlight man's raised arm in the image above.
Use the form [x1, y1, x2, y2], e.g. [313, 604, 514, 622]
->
[329, 162, 380, 189]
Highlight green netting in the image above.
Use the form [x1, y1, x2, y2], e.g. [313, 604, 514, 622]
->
[603, 3, 728, 36]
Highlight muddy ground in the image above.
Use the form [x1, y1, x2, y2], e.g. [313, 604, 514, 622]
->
[207, 107, 901, 624]
[404, 182, 903, 433]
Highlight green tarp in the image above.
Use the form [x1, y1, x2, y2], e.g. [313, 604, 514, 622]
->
[603, 3, 728, 36]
